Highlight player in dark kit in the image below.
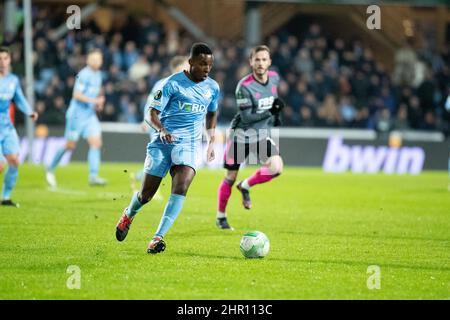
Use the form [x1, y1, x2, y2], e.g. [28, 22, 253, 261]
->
[216, 45, 284, 230]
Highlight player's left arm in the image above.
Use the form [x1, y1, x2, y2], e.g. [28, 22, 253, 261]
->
[205, 85, 220, 162]
[205, 111, 217, 162]
[13, 79, 38, 121]
[95, 87, 105, 112]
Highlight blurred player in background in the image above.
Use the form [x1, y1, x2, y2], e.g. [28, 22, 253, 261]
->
[46, 49, 106, 187]
[216, 45, 284, 230]
[115, 43, 220, 254]
[0, 46, 38, 207]
[131, 55, 190, 196]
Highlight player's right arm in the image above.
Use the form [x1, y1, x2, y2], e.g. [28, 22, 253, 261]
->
[148, 108, 176, 144]
[72, 70, 103, 106]
[236, 86, 272, 125]
[146, 80, 176, 144]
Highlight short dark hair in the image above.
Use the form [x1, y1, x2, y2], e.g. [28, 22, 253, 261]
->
[249, 45, 271, 59]
[0, 46, 11, 55]
[190, 43, 212, 58]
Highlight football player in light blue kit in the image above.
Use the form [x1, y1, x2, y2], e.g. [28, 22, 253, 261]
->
[132, 55, 190, 189]
[116, 43, 219, 254]
[46, 49, 107, 187]
[0, 47, 38, 207]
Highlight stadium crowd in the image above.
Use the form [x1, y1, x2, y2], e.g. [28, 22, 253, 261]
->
[2, 6, 450, 132]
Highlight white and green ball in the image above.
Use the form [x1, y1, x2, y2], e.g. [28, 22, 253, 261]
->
[239, 231, 270, 258]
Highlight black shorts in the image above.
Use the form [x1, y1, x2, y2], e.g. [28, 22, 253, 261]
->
[223, 137, 280, 171]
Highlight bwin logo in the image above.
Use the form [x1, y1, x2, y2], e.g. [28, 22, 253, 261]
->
[323, 136, 425, 175]
[178, 101, 206, 113]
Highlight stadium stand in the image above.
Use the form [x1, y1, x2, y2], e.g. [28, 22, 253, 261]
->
[2, 5, 449, 134]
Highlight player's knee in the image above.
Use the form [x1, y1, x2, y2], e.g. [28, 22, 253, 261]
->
[91, 141, 102, 149]
[0, 161, 6, 173]
[172, 183, 190, 196]
[225, 171, 238, 185]
[66, 141, 77, 150]
[10, 160, 20, 168]
[88, 137, 102, 149]
[6, 156, 20, 168]
[267, 155, 283, 176]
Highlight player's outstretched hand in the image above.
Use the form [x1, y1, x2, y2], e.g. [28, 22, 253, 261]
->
[207, 142, 215, 162]
[270, 98, 285, 115]
[159, 128, 176, 144]
[30, 112, 39, 122]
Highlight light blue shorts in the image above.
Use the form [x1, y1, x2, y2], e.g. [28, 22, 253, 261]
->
[0, 127, 20, 160]
[65, 115, 101, 141]
[144, 141, 198, 178]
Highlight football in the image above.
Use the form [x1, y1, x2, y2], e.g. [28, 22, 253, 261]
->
[239, 231, 270, 258]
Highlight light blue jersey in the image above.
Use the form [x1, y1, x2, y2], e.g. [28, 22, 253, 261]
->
[148, 71, 220, 145]
[144, 71, 220, 177]
[0, 73, 32, 158]
[65, 66, 103, 141]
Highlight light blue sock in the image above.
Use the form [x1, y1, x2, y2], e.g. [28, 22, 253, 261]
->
[2, 166, 18, 200]
[126, 192, 144, 218]
[155, 194, 186, 238]
[88, 148, 101, 178]
[48, 147, 66, 172]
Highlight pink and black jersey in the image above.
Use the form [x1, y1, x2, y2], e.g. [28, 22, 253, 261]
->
[230, 71, 280, 143]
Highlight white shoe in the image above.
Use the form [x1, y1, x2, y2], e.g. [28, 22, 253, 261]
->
[46, 170, 57, 188]
[89, 176, 107, 186]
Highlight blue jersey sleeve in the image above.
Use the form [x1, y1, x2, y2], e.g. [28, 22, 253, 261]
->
[73, 69, 89, 94]
[207, 85, 220, 112]
[144, 78, 167, 116]
[148, 80, 174, 112]
[445, 94, 450, 112]
[13, 78, 32, 116]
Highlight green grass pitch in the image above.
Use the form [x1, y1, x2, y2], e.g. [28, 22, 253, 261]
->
[0, 163, 449, 299]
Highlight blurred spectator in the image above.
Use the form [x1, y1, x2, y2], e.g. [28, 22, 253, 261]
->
[317, 94, 341, 127]
[128, 55, 151, 81]
[393, 104, 410, 130]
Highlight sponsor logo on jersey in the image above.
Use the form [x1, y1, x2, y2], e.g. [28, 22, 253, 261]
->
[154, 90, 162, 100]
[0, 93, 14, 100]
[178, 101, 206, 113]
[236, 90, 250, 106]
[257, 96, 274, 111]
